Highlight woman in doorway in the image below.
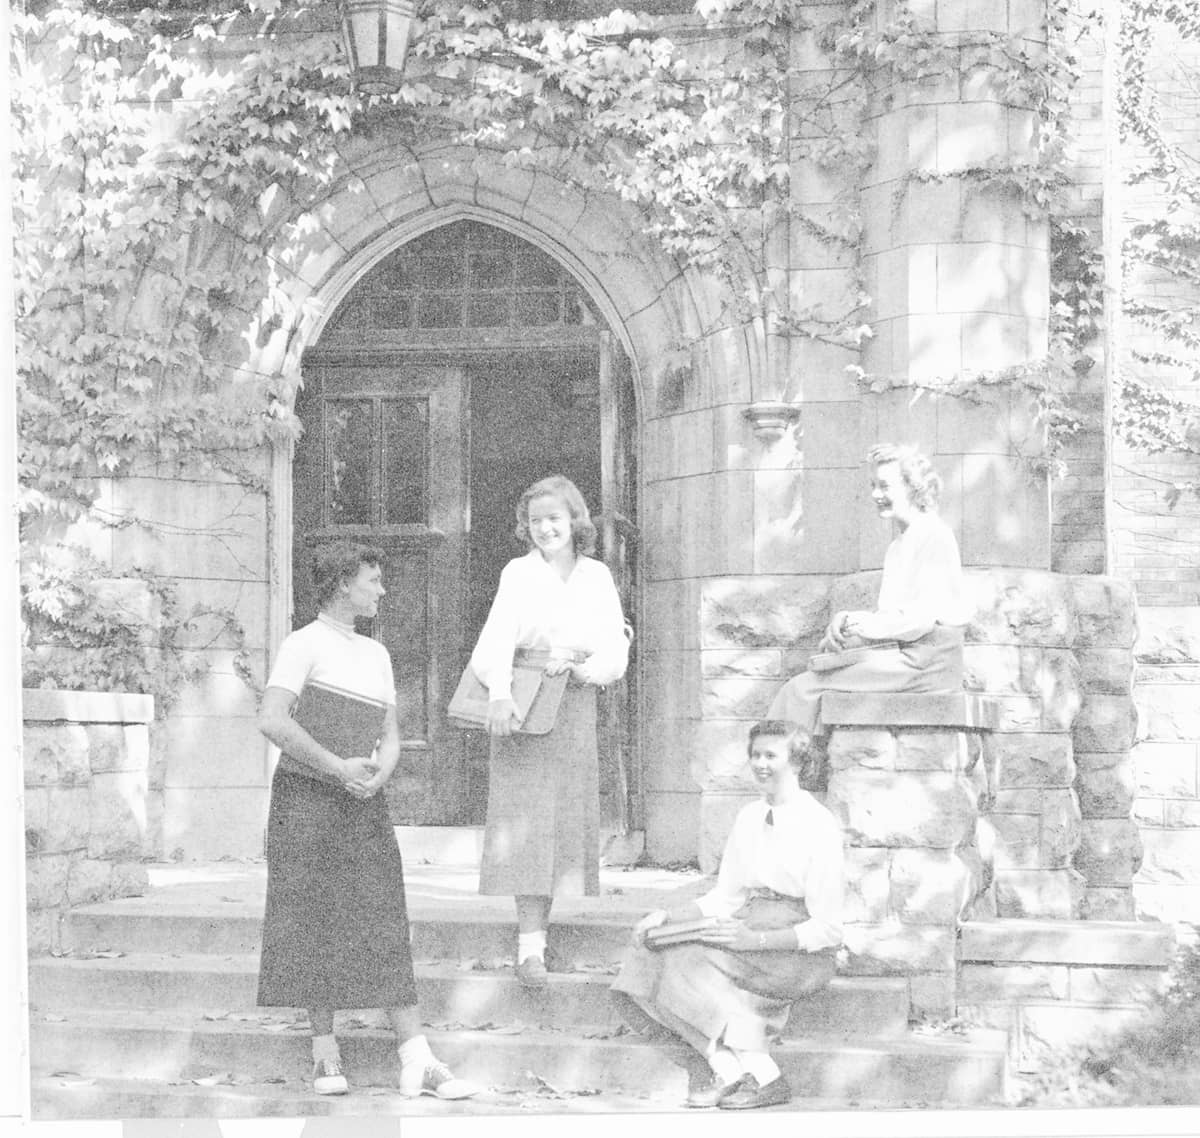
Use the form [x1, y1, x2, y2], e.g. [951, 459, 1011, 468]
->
[257, 542, 477, 1100]
[768, 442, 973, 733]
[469, 475, 630, 987]
[610, 720, 844, 1110]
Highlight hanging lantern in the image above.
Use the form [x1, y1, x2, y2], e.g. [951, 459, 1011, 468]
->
[341, 0, 416, 94]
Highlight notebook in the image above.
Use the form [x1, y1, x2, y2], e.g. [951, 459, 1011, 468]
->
[807, 641, 900, 672]
[279, 680, 389, 785]
[644, 917, 720, 950]
[447, 663, 569, 735]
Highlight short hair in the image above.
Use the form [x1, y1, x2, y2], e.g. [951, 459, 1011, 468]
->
[747, 720, 813, 768]
[867, 443, 942, 512]
[514, 475, 598, 556]
[312, 542, 384, 610]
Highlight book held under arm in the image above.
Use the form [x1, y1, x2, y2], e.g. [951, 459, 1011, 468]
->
[447, 662, 569, 735]
[279, 680, 389, 785]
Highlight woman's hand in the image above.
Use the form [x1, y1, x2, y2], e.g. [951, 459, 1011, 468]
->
[341, 757, 380, 799]
[486, 698, 522, 737]
[821, 610, 851, 652]
[632, 909, 669, 946]
[699, 918, 763, 952]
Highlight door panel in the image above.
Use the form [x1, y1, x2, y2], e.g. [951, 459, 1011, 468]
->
[292, 362, 469, 825]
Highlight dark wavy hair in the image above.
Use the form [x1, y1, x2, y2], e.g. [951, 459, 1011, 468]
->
[747, 720, 822, 791]
[514, 475, 597, 556]
[867, 443, 942, 512]
[312, 542, 384, 609]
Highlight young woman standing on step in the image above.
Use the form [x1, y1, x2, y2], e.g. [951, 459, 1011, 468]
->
[610, 720, 844, 1110]
[468, 475, 630, 988]
[257, 542, 478, 1100]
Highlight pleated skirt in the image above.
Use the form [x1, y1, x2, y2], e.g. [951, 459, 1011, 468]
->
[257, 765, 417, 1010]
[479, 683, 600, 898]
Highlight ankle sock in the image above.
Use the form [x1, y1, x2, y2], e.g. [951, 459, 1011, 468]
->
[517, 930, 547, 962]
[398, 1033, 434, 1069]
[706, 1046, 743, 1085]
[731, 1048, 780, 1084]
[311, 1033, 340, 1064]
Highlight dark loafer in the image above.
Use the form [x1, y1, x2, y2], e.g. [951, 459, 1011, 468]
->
[516, 956, 548, 989]
[685, 1071, 745, 1109]
[718, 1073, 792, 1110]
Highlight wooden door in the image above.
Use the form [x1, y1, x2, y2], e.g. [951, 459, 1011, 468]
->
[292, 361, 470, 825]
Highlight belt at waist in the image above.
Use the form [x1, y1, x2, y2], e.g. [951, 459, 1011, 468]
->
[514, 647, 586, 668]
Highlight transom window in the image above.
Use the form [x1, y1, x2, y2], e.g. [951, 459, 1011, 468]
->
[327, 221, 601, 333]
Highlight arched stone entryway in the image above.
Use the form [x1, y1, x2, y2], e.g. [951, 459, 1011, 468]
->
[290, 218, 640, 829]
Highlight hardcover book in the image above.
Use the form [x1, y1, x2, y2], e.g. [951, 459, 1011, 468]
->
[279, 680, 389, 785]
[447, 663, 569, 735]
[808, 641, 900, 673]
[644, 917, 720, 950]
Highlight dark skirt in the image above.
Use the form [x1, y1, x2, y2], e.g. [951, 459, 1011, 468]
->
[479, 683, 599, 898]
[257, 765, 417, 1010]
[610, 896, 837, 1052]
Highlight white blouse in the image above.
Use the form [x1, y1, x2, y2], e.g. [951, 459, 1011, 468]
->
[469, 550, 629, 702]
[266, 614, 396, 705]
[695, 792, 844, 953]
[861, 511, 972, 641]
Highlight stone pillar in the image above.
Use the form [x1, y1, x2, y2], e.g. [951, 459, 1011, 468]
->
[22, 689, 157, 953]
[859, 0, 1051, 571]
[822, 692, 996, 1020]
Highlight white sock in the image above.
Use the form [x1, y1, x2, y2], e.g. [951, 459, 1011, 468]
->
[731, 1048, 780, 1085]
[517, 930, 547, 962]
[312, 1033, 340, 1064]
[706, 1046, 742, 1084]
[398, 1034, 434, 1069]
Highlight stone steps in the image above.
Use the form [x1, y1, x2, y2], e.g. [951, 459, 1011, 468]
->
[29, 953, 911, 1039]
[29, 1009, 1009, 1110]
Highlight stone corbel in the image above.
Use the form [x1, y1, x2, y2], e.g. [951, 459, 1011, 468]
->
[742, 400, 800, 443]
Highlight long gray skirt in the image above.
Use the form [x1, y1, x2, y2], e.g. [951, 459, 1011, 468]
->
[769, 623, 965, 733]
[479, 683, 600, 897]
[258, 766, 417, 1010]
[611, 939, 836, 1053]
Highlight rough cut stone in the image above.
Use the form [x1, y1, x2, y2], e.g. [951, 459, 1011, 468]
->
[962, 645, 1023, 693]
[907, 974, 957, 1022]
[827, 729, 897, 771]
[1075, 648, 1133, 696]
[826, 571, 882, 616]
[895, 730, 968, 772]
[889, 849, 978, 923]
[826, 770, 977, 848]
[1039, 790, 1082, 868]
[700, 649, 784, 678]
[699, 677, 778, 720]
[1077, 766, 1136, 819]
[1020, 648, 1081, 731]
[66, 857, 114, 906]
[959, 962, 1070, 1002]
[30, 787, 90, 854]
[88, 772, 149, 858]
[990, 814, 1040, 870]
[1067, 964, 1165, 1005]
[1136, 829, 1200, 885]
[1075, 819, 1143, 886]
[1070, 577, 1137, 649]
[840, 923, 956, 975]
[966, 571, 1074, 648]
[995, 868, 1085, 919]
[1135, 683, 1200, 744]
[1135, 607, 1200, 664]
[111, 861, 150, 898]
[22, 724, 90, 788]
[24, 852, 71, 910]
[987, 734, 1075, 789]
[1080, 887, 1135, 921]
[700, 577, 830, 648]
[842, 848, 892, 924]
[1072, 695, 1137, 754]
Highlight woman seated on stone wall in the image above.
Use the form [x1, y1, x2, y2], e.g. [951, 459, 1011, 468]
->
[768, 443, 972, 733]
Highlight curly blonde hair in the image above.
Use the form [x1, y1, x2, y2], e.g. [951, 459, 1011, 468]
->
[867, 443, 942, 512]
[514, 474, 598, 556]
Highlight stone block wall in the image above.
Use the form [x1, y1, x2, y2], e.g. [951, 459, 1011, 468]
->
[823, 696, 993, 1021]
[957, 920, 1175, 1070]
[1132, 608, 1200, 927]
[23, 690, 158, 953]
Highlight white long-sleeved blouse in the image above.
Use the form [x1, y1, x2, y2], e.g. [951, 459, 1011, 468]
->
[694, 792, 844, 953]
[469, 550, 629, 702]
[859, 511, 972, 642]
